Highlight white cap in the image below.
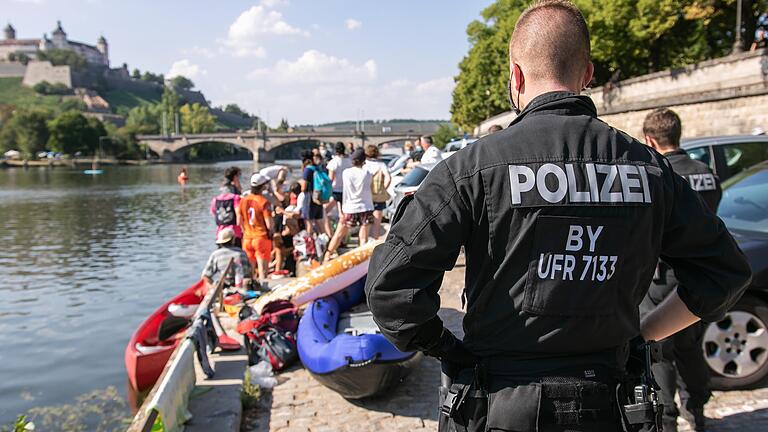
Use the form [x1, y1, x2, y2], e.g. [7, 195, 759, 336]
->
[250, 173, 269, 187]
[216, 228, 235, 244]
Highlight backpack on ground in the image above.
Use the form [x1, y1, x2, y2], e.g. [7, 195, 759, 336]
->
[237, 300, 300, 369]
[309, 166, 333, 204]
[214, 196, 236, 226]
[371, 169, 391, 203]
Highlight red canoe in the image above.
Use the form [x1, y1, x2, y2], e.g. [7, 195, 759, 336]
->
[125, 280, 207, 391]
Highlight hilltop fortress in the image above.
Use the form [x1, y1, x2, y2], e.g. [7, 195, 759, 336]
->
[1, 21, 109, 66]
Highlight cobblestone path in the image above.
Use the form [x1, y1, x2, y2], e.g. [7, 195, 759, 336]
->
[242, 256, 768, 431]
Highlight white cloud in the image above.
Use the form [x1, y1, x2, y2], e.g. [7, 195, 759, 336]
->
[167, 59, 207, 80]
[250, 50, 376, 84]
[345, 19, 362, 31]
[415, 77, 455, 95]
[223, 5, 308, 58]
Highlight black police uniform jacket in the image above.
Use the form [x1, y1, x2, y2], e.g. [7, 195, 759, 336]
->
[645, 148, 723, 308]
[364, 92, 751, 371]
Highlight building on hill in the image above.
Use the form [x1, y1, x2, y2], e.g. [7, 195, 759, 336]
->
[0, 21, 108, 66]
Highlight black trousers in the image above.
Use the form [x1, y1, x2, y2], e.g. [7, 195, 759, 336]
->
[652, 321, 711, 431]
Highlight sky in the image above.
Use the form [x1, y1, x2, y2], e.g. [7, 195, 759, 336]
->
[1, 0, 495, 126]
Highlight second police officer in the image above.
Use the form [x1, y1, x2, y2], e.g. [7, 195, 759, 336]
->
[640, 108, 722, 432]
[364, 1, 752, 431]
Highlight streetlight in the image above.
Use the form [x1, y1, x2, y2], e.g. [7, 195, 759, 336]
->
[733, 0, 744, 53]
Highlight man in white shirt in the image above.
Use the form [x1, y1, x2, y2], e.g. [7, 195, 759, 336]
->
[326, 142, 352, 219]
[363, 145, 392, 239]
[419, 135, 443, 164]
[323, 148, 373, 261]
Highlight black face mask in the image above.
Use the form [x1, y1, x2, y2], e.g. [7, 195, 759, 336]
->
[508, 76, 522, 115]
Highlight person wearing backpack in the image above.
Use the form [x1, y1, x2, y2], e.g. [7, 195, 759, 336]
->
[210, 170, 243, 246]
[300, 150, 332, 237]
[323, 148, 373, 262]
[364, 145, 391, 239]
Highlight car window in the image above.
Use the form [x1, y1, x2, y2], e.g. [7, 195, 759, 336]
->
[718, 166, 768, 234]
[720, 142, 768, 179]
[399, 166, 430, 187]
[686, 147, 713, 170]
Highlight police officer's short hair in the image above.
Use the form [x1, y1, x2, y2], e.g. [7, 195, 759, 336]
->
[510, 0, 590, 84]
[643, 108, 682, 149]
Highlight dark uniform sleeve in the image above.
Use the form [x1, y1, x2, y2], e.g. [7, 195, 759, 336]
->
[661, 170, 752, 323]
[365, 162, 469, 353]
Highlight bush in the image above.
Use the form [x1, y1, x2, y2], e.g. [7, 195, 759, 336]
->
[32, 81, 71, 96]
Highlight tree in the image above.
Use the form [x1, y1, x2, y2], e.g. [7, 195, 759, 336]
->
[47, 111, 102, 155]
[276, 118, 290, 132]
[32, 81, 71, 95]
[125, 104, 162, 134]
[223, 103, 249, 117]
[36, 49, 86, 71]
[170, 75, 195, 91]
[8, 51, 30, 65]
[450, 0, 761, 130]
[432, 123, 460, 149]
[140, 71, 164, 85]
[160, 88, 180, 134]
[131, 68, 141, 79]
[0, 108, 52, 156]
[179, 103, 216, 134]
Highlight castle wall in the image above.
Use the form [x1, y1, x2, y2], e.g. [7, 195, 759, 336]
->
[0, 62, 26, 77]
[22, 61, 72, 88]
[478, 49, 768, 140]
[589, 50, 768, 139]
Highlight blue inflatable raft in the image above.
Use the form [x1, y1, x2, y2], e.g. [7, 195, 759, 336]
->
[297, 277, 421, 399]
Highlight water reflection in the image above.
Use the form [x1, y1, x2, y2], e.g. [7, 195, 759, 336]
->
[0, 162, 266, 428]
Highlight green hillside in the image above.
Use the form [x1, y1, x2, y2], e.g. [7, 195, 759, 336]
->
[102, 87, 162, 116]
[0, 77, 81, 112]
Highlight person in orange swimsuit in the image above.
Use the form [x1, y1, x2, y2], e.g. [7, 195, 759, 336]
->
[238, 173, 274, 282]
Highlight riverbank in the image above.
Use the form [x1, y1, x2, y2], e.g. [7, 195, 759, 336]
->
[0, 158, 155, 168]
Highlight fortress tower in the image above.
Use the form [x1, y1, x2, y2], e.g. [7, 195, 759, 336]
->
[4, 23, 15, 40]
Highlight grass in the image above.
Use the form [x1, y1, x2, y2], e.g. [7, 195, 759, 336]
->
[241, 370, 262, 409]
[0, 77, 77, 111]
[102, 88, 162, 115]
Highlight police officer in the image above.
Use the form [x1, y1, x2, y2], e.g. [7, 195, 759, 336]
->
[364, 1, 752, 431]
[639, 108, 721, 432]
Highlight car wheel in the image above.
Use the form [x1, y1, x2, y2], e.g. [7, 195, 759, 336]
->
[702, 294, 768, 390]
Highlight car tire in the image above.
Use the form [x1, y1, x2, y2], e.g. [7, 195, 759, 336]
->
[702, 294, 768, 390]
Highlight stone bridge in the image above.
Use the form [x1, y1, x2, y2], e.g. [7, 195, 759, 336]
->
[136, 131, 421, 163]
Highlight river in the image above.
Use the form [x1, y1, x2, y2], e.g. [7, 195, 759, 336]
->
[0, 161, 289, 429]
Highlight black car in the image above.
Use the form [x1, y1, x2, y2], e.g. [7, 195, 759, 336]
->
[700, 161, 768, 389]
[682, 134, 768, 182]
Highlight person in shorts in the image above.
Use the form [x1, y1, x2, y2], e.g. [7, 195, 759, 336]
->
[327, 142, 352, 220]
[363, 145, 391, 239]
[299, 150, 327, 235]
[323, 148, 373, 261]
[239, 173, 273, 282]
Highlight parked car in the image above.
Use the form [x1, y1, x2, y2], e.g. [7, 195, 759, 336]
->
[682, 135, 768, 182]
[700, 161, 768, 390]
[383, 163, 437, 221]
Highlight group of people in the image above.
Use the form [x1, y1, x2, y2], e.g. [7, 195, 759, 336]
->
[199, 135, 442, 289]
[203, 164, 296, 290]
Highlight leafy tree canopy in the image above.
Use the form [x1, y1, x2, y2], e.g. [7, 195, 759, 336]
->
[451, 0, 762, 130]
[36, 49, 87, 71]
[47, 110, 104, 155]
[179, 103, 216, 134]
[432, 123, 460, 149]
[0, 107, 52, 156]
[170, 75, 195, 91]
